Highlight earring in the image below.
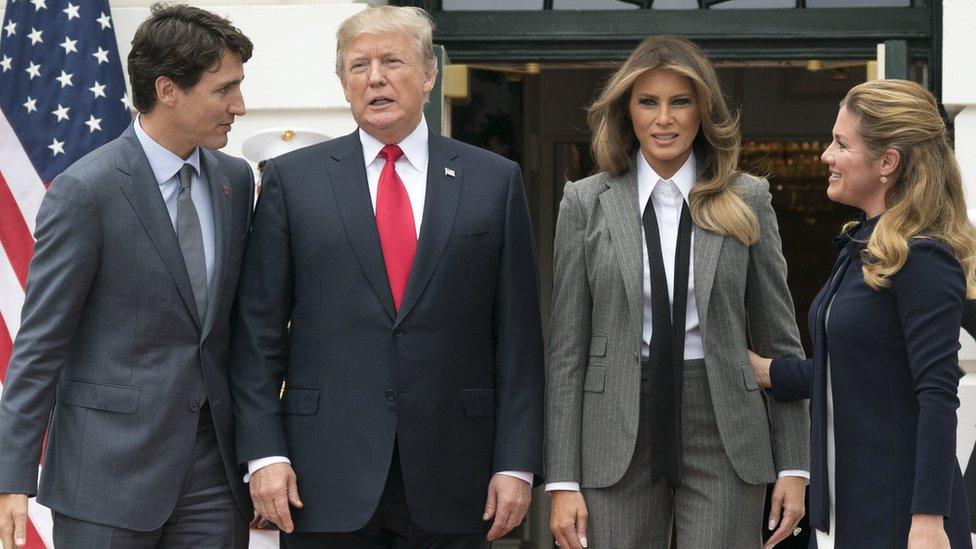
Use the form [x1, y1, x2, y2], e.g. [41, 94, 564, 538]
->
[880, 175, 888, 185]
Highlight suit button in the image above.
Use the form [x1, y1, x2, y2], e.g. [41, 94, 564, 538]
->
[189, 401, 200, 413]
[393, 328, 402, 338]
[386, 390, 396, 401]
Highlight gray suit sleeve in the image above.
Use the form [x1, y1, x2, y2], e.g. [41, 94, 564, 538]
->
[545, 181, 592, 484]
[0, 174, 100, 494]
[742, 178, 810, 472]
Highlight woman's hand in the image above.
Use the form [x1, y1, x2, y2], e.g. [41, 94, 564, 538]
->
[907, 514, 949, 549]
[549, 490, 589, 548]
[748, 349, 773, 389]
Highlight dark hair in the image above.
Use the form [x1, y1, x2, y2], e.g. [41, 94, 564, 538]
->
[128, 3, 253, 113]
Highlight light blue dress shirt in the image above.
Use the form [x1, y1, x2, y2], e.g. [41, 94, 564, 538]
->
[133, 117, 215, 287]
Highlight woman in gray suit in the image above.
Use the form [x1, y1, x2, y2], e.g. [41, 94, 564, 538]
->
[545, 35, 810, 549]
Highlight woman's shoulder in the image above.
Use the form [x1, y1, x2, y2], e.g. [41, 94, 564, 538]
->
[896, 237, 964, 286]
[728, 171, 770, 197]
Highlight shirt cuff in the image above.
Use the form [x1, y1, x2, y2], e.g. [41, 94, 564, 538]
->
[545, 481, 581, 493]
[496, 470, 533, 485]
[244, 456, 291, 483]
[778, 469, 810, 480]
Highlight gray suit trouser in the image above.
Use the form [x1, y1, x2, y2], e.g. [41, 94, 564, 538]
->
[52, 405, 248, 548]
[582, 359, 765, 549]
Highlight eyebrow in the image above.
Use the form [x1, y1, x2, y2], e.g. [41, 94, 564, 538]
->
[634, 92, 693, 99]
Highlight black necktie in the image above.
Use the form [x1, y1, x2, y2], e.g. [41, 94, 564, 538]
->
[642, 187, 693, 488]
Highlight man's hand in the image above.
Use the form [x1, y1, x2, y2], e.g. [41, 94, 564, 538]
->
[765, 475, 807, 548]
[907, 514, 949, 549]
[249, 463, 302, 533]
[483, 473, 531, 541]
[549, 490, 588, 549]
[0, 493, 28, 549]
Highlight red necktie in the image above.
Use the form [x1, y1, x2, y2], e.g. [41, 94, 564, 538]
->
[375, 144, 417, 311]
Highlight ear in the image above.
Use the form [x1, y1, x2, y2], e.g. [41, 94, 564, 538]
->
[154, 75, 179, 108]
[879, 147, 901, 177]
[422, 69, 436, 95]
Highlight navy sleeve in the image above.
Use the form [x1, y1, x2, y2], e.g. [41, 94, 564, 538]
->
[769, 357, 813, 402]
[893, 240, 965, 517]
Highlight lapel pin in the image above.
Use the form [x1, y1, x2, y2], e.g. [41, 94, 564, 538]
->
[444, 167, 455, 178]
[222, 184, 230, 195]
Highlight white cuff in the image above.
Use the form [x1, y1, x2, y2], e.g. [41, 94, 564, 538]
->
[777, 469, 810, 480]
[545, 481, 581, 493]
[497, 470, 533, 485]
[244, 456, 291, 483]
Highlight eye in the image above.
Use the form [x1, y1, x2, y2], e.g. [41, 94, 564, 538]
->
[672, 97, 691, 106]
[637, 98, 657, 107]
[385, 58, 403, 67]
[350, 62, 367, 73]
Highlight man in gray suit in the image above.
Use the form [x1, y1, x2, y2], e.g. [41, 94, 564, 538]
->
[0, 5, 255, 548]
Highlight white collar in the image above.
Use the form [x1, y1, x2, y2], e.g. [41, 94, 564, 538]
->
[359, 116, 429, 173]
[133, 115, 201, 186]
[636, 149, 697, 204]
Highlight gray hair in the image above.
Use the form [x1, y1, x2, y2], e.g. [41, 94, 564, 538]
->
[335, 6, 437, 78]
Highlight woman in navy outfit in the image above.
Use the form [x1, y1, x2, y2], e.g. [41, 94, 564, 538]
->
[749, 79, 976, 548]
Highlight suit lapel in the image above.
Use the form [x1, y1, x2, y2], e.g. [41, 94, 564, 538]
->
[328, 132, 397, 320]
[116, 125, 202, 329]
[599, 170, 643, 329]
[693, 225, 724, 329]
[200, 149, 231, 338]
[395, 133, 461, 325]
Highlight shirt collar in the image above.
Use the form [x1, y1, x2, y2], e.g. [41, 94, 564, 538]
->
[636, 149, 696, 203]
[134, 115, 201, 186]
[359, 116, 429, 173]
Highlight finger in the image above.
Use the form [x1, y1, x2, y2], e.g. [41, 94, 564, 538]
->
[482, 486, 497, 521]
[2, 531, 13, 549]
[272, 495, 294, 533]
[576, 508, 589, 548]
[12, 509, 26, 548]
[287, 476, 303, 508]
[765, 510, 797, 549]
[562, 524, 584, 549]
[486, 509, 511, 541]
[768, 491, 784, 531]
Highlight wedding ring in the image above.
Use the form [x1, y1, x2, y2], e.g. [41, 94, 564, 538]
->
[792, 527, 802, 536]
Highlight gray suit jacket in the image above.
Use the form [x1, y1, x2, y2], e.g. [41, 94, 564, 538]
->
[545, 169, 809, 488]
[0, 125, 254, 530]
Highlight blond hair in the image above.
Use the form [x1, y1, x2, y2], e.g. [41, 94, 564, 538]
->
[335, 6, 437, 78]
[588, 35, 758, 245]
[840, 79, 976, 297]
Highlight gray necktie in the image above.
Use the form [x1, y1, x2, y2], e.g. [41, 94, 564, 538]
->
[176, 164, 208, 320]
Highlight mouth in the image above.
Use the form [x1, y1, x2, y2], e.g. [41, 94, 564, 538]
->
[652, 133, 678, 144]
[368, 97, 395, 107]
[828, 170, 841, 181]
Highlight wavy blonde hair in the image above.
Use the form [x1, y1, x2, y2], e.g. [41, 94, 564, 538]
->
[841, 79, 976, 296]
[588, 35, 758, 245]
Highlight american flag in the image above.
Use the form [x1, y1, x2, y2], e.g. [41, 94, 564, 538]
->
[0, 0, 130, 545]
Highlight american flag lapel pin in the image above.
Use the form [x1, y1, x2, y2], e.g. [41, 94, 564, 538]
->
[222, 184, 231, 196]
[444, 167, 455, 178]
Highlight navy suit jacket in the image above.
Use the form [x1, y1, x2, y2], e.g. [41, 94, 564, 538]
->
[770, 217, 971, 548]
[230, 129, 545, 534]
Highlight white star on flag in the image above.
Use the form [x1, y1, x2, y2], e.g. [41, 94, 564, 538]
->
[24, 61, 41, 79]
[23, 96, 37, 113]
[51, 103, 70, 121]
[55, 70, 73, 88]
[0, 55, 11, 72]
[60, 36, 77, 54]
[48, 138, 65, 156]
[89, 81, 106, 98]
[27, 27, 42, 45]
[84, 115, 102, 133]
[30, 0, 46, 11]
[4, 21, 16, 37]
[63, 3, 80, 20]
[92, 47, 109, 64]
[121, 93, 132, 110]
[96, 12, 111, 29]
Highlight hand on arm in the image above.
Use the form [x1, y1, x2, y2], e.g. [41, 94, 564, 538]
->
[0, 494, 28, 549]
[748, 349, 773, 389]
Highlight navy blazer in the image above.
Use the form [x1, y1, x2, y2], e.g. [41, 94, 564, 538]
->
[770, 216, 971, 548]
[230, 129, 545, 534]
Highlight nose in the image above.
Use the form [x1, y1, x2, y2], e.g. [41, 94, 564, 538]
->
[821, 145, 834, 165]
[367, 60, 386, 87]
[654, 104, 672, 126]
[229, 89, 245, 116]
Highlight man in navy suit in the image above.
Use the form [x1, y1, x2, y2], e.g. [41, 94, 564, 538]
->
[229, 6, 544, 547]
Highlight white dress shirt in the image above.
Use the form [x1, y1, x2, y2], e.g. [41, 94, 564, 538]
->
[133, 116, 215, 285]
[546, 152, 806, 493]
[247, 118, 532, 486]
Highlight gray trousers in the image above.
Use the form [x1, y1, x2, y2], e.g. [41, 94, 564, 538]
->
[582, 359, 766, 549]
[52, 405, 248, 548]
